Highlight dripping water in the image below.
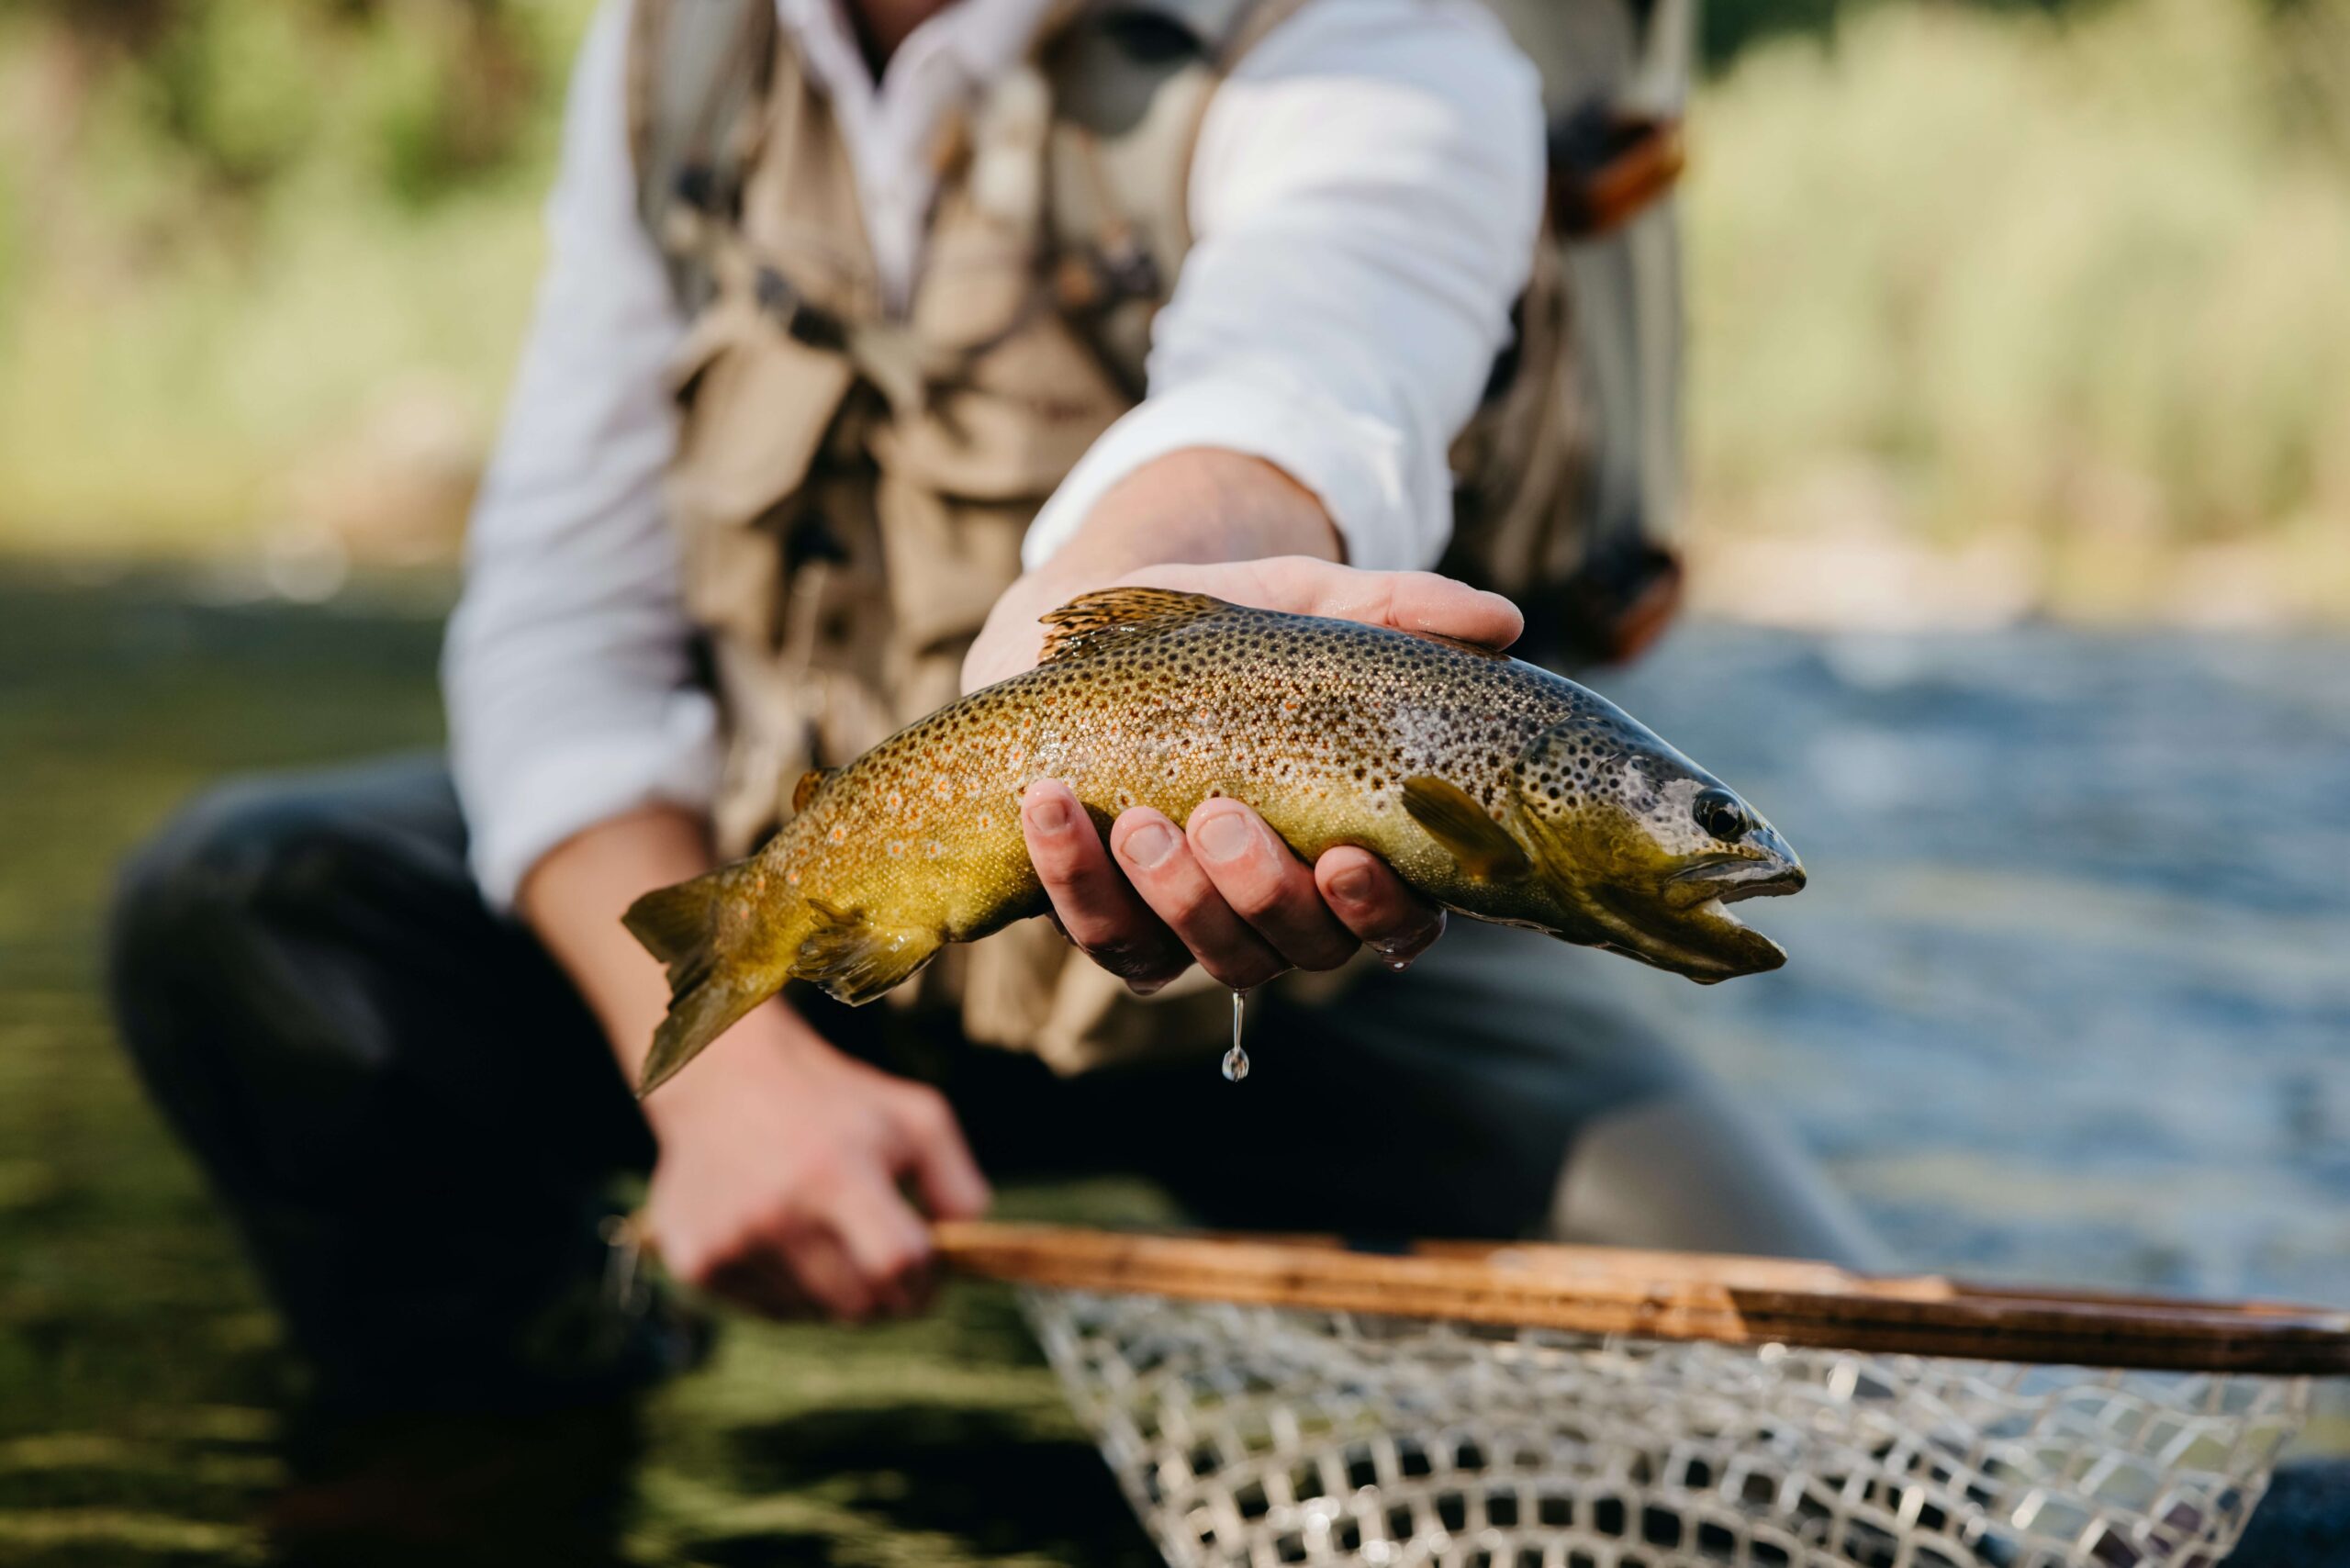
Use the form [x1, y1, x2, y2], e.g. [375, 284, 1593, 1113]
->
[1374, 911, 1445, 972]
[1221, 989, 1250, 1082]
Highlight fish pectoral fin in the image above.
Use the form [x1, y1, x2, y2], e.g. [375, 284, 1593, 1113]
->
[790, 768, 832, 815]
[793, 908, 943, 1006]
[1035, 587, 1225, 664]
[1401, 776, 1532, 881]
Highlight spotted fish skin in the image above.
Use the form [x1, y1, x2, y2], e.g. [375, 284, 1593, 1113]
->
[623, 588, 1804, 1093]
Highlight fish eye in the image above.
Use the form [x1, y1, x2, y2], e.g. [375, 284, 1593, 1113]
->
[1693, 788, 1751, 843]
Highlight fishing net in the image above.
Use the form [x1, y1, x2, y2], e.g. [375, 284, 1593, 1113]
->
[1021, 1289, 2308, 1568]
[921, 1222, 2349, 1568]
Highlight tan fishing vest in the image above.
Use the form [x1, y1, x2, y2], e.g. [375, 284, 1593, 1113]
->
[632, 0, 1344, 1070]
[627, 0, 1687, 1070]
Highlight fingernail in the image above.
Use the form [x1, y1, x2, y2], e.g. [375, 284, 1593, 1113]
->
[1193, 809, 1252, 864]
[1123, 821, 1176, 868]
[1328, 865, 1373, 903]
[1027, 791, 1071, 834]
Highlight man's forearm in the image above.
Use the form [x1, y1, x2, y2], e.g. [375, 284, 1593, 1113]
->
[1040, 448, 1340, 582]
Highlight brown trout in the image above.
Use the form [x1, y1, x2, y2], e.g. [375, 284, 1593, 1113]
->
[625, 588, 1804, 1092]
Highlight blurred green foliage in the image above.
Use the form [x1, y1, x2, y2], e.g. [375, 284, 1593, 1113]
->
[7, 0, 550, 199]
[1687, 0, 2350, 610]
[0, 0, 2345, 619]
[0, 0, 590, 552]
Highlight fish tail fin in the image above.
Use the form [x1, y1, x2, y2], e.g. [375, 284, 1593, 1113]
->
[624, 861, 783, 1098]
[624, 867, 944, 1093]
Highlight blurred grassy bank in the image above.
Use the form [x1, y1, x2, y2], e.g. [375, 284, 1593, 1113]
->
[0, 0, 583, 563]
[1684, 0, 2350, 628]
[1, 0, 2346, 623]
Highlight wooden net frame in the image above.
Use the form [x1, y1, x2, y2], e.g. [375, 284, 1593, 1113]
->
[936, 1223, 2350, 1568]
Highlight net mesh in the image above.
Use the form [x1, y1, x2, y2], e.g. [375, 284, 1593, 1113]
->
[1022, 1288, 2309, 1568]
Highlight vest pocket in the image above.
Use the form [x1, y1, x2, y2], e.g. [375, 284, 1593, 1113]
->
[664, 299, 858, 646]
[878, 271, 1134, 504]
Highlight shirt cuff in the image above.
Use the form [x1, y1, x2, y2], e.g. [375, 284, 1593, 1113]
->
[464, 689, 722, 910]
[1023, 376, 1436, 574]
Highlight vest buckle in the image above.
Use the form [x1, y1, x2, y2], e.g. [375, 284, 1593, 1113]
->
[1548, 108, 1685, 239]
[755, 265, 849, 353]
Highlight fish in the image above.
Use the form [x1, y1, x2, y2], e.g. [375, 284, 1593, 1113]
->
[623, 587, 1805, 1093]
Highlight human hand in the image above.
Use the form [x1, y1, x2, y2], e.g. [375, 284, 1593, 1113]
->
[641, 1004, 990, 1321]
[977, 554, 1523, 993]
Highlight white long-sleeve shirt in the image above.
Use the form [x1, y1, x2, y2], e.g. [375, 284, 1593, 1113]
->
[444, 0, 1544, 907]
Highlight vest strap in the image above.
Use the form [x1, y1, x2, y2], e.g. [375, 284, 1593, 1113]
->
[629, 0, 778, 313]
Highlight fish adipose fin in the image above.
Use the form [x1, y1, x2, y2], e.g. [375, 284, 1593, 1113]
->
[1401, 776, 1532, 881]
[790, 768, 832, 814]
[794, 902, 943, 1006]
[1036, 588, 1224, 663]
[624, 863, 771, 1098]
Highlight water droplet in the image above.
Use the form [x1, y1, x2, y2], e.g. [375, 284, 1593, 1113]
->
[1221, 989, 1251, 1083]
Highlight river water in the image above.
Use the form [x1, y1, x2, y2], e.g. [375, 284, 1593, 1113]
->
[2, 576, 2347, 1563]
[1595, 624, 2350, 1302]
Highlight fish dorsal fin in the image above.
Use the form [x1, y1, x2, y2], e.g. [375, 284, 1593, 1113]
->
[1405, 629, 1511, 661]
[1401, 776, 1532, 881]
[1036, 588, 1225, 663]
[790, 768, 831, 815]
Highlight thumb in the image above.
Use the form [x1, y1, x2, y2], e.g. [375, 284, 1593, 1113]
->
[1132, 560, 1523, 651]
[1367, 571, 1524, 651]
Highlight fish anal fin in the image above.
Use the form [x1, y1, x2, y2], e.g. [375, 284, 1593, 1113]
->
[793, 906, 943, 1006]
[790, 768, 832, 815]
[1035, 587, 1225, 664]
[1401, 776, 1532, 881]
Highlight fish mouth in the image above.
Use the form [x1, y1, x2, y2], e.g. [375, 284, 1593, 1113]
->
[1664, 851, 1808, 910]
[1596, 835, 1807, 983]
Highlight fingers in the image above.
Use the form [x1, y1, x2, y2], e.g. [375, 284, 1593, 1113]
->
[1022, 780, 1190, 991]
[1289, 565, 1523, 651]
[1110, 801, 1364, 987]
[1110, 808, 1289, 990]
[892, 1083, 992, 1221]
[775, 1227, 875, 1319]
[692, 1227, 864, 1320]
[1182, 801, 1359, 971]
[682, 1180, 938, 1323]
[1315, 846, 1447, 968]
[1028, 778, 1453, 991]
[1132, 559, 1523, 651]
[827, 1178, 935, 1318]
[1379, 573, 1524, 651]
